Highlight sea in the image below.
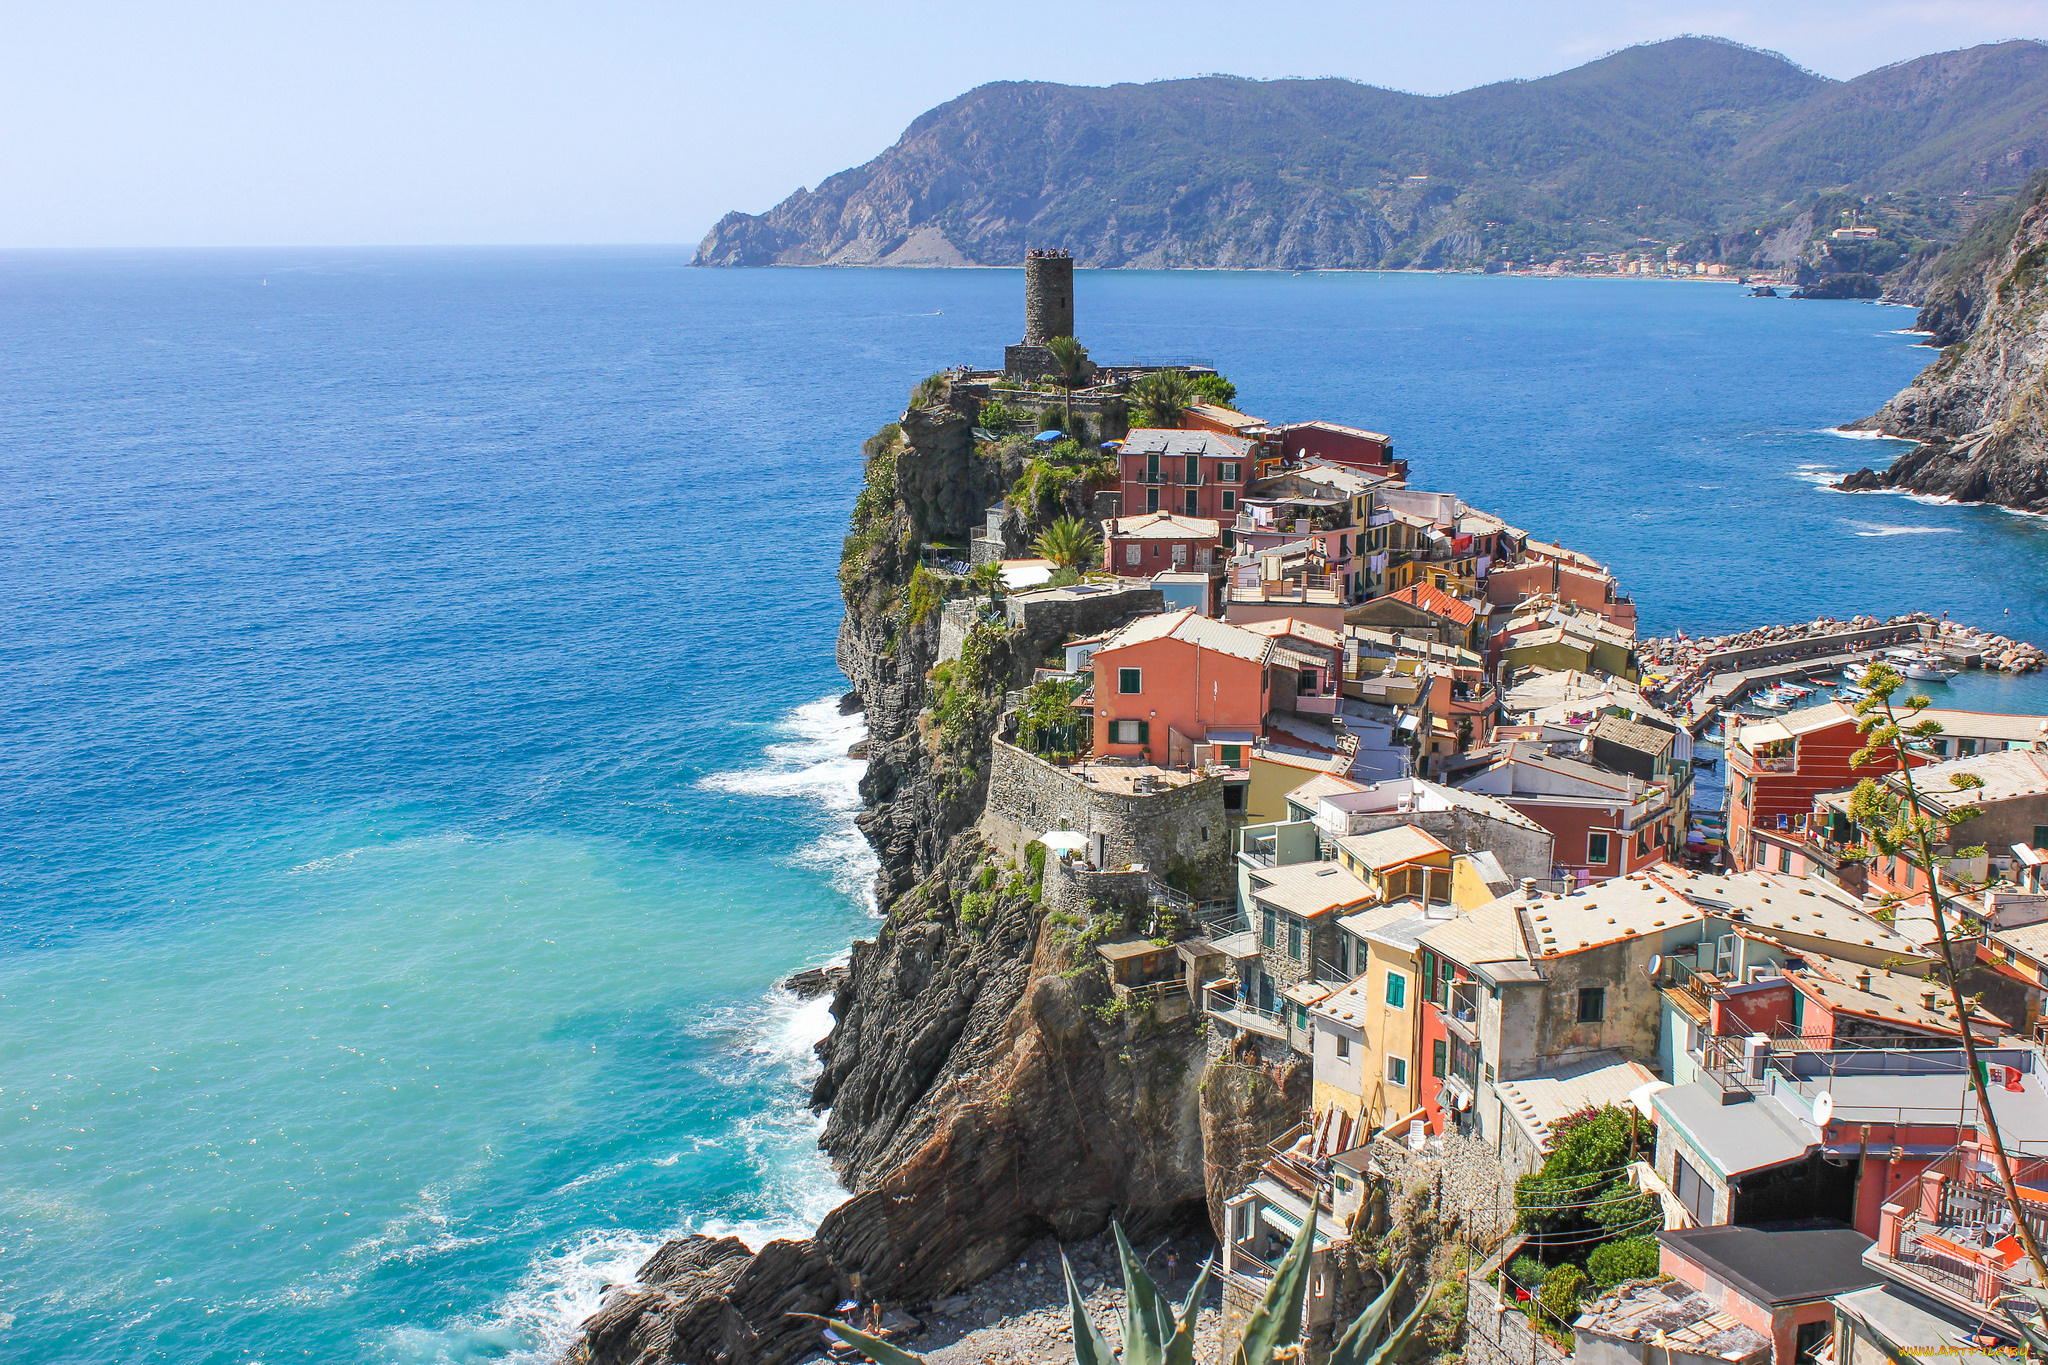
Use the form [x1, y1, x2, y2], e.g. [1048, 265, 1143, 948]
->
[6, 252, 2048, 1364]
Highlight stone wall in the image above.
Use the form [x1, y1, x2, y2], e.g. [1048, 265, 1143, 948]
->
[1023, 254, 1074, 344]
[938, 599, 984, 666]
[980, 739, 1233, 897]
[1463, 1277, 1572, 1365]
[1006, 584, 1164, 655]
[1362, 1132, 1518, 1251]
[1040, 858, 1154, 919]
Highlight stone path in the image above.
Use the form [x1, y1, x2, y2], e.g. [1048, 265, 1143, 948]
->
[792, 1229, 1223, 1365]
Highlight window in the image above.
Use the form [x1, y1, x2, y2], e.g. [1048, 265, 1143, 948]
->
[1778, 846, 1792, 874]
[1118, 668, 1142, 694]
[1220, 744, 1243, 767]
[1674, 1154, 1713, 1224]
[1288, 919, 1303, 960]
[1960, 738, 1978, 756]
[1387, 1055, 1408, 1087]
[1219, 462, 1241, 482]
[2033, 825, 2048, 851]
[1151, 543, 1161, 559]
[1294, 1003, 1309, 1029]
[1145, 487, 1160, 514]
[1432, 1039, 1447, 1077]
[1221, 491, 1237, 511]
[1336, 1035, 1351, 1058]
[1587, 831, 1611, 866]
[1339, 534, 1350, 557]
[1577, 986, 1606, 1023]
[1483, 1063, 1495, 1084]
[1125, 545, 1140, 566]
[1112, 719, 1148, 745]
[1261, 912, 1276, 949]
[1145, 452, 1160, 482]
[1385, 971, 1407, 1009]
[1172, 542, 1188, 565]
[1299, 668, 1317, 694]
[1184, 489, 1200, 518]
[1184, 455, 1199, 484]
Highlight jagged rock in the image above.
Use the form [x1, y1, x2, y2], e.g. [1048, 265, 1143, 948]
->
[781, 965, 850, 1000]
[838, 691, 864, 716]
[1849, 179, 2048, 513]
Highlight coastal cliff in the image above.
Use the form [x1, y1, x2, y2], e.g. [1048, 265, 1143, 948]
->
[569, 390, 1275, 1365]
[1841, 175, 2048, 511]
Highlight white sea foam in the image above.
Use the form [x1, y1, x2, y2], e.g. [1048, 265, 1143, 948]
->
[1822, 426, 1911, 441]
[1848, 522, 1960, 537]
[445, 983, 847, 1364]
[699, 695, 879, 914]
[1891, 329, 1936, 337]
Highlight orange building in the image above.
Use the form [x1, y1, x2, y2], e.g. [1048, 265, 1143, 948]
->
[1091, 610, 1275, 767]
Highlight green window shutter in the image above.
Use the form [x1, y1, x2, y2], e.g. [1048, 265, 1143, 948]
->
[1433, 1039, 1447, 1077]
[1387, 973, 1405, 1008]
[1137, 720, 1150, 745]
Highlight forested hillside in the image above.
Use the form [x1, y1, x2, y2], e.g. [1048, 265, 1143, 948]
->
[696, 37, 2048, 272]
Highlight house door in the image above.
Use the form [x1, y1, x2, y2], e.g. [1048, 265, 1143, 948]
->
[1258, 973, 1275, 1014]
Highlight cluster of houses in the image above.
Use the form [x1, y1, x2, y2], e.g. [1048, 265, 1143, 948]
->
[947, 269, 2048, 1365]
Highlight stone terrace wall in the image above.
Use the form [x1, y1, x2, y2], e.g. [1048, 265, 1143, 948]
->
[981, 739, 1232, 897]
[1007, 584, 1163, 649]
[1463, 1277, 1572, 1365]
[1365, 1132, 1517, 1251]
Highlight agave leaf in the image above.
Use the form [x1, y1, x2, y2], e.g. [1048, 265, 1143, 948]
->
[1164, 1256, 1216, 1365]
[1115, 1223, 1172, 1365]
[793, 1316, 928, 1365]
[1064, 1253, 1117, 1365]
[1329, 1269, 1407, 1365]
[1235, 1210, 1317, 1365]
[1362, 1287, 1436, 1365]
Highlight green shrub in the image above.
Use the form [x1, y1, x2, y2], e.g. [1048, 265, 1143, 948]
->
[1538, 1263, 1586, 1327]
[978, 397, 1027, 433]
[902, 564, 943, 627]
[1024, 840, 1047, 894]
[1505, 1255, 1548, 1292]
[1187, 372, 1237, 407]
[1587, 1236, 1661, 1287]
[959, 891, 991, 927]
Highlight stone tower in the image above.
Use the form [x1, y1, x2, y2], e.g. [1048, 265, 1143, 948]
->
[1022, 249, 1074, 344]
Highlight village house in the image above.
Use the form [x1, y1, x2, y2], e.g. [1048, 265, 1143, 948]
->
[1316, 895, 1459, 1135]
[1104, 510, 1224, 576]
[1417, 873, 1706, 1169]
[1453, 738, 1683, 881]
[1210, 820, 1376, 1048]
[1346, 580, 1482, 653]
[1115, 428, 1253, 523]
[1271, 419, 1401, 476]
[1090, 609, 1275, 768]
[1283, 773, 1555, 882]
[1655, 1222, 1877, 1365]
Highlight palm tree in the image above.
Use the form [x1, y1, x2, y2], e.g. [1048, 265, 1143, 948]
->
[1032, 516, 1100, 572]
[1129, 370, 1196, 429]
[967, 559, 1005, 602]
[1044, 335, 1090, 435]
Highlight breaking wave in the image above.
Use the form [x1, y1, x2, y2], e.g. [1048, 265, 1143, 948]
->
[1847, 522, 1961, 537]
[699, 695, 879, 915]
[1822, 426, 1910, 441]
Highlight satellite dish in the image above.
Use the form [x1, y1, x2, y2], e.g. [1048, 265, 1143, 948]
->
[1815, 1091, 1835, 1125]
[1645, 954, 1662, 978]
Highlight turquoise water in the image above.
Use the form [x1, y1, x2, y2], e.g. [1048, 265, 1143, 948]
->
[5, 254, 2048, 1364]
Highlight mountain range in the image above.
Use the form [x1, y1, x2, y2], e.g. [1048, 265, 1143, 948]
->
[695, 37, 2048, 272]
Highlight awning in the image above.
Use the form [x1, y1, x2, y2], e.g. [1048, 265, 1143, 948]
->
[1039, 830, 1090, 852]
[1033, 430, 1064, 443]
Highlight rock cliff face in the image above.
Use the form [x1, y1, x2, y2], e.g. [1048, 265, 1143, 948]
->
[1842, 177, 2048, 512]
[569, 397, 1285, 1365]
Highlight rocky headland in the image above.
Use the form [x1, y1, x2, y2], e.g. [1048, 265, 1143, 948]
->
[567, 385, 1313, 1365]
[1838, 175, 2048, 513]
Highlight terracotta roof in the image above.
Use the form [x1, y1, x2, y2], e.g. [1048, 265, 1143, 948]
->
[1336, 824, 1451, 870]
[1889, 748, 2048, 807]
[1284, 773, 1367, 808]
[1186, 403, 1267, 429]
[1590, 715, 1674, 757]
[1096, 608, 1274, 665]
[1106, 512, 1222, 539]
[1383, 582, 1476, 628]
[1245, 860, 1376, 918]
[1786, 949, 2006, 1036]
[1242, 616, 1344, 650]
[1416, 898, 1525, 967]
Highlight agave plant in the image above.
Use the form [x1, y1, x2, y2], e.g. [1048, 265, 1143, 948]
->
[1129, 370, 1196, 429]
[1032, 516, 1100, 572]
[807, 1211, 1432, 1365]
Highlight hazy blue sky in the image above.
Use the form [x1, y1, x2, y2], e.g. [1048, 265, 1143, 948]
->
[4, 0, 2045, 248]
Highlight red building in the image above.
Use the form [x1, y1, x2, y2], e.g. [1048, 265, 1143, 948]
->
[1724, 704, 1921, 874]
[1115, 429, 1253, 524]
[1273, 421, 1405, 479]
[1104, 512, 1223, 576]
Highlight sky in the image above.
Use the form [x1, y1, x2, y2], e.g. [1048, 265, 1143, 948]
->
[3, 0, 2046, 248]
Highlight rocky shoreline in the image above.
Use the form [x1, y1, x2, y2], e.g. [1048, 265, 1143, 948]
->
[1640, 611, 2044, 677]
[1835, 176, 2048, 515]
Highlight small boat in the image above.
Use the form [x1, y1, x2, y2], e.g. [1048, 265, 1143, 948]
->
[1905, 659, 1959, 682]
[1839, 684, 1869, 701]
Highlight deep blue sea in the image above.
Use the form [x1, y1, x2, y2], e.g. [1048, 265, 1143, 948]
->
[6, 251, 2048, 1364]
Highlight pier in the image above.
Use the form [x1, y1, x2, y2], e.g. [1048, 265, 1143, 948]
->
[1682, 652, 1872, 734]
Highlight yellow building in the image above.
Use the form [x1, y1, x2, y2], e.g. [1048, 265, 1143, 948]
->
[1245, 744, 1347, 824]
[1333, 825, 1454, 904]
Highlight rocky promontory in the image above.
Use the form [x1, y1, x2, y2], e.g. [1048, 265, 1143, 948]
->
[1838, 175, 2048, 513]
[567, 382, 1282, 1365]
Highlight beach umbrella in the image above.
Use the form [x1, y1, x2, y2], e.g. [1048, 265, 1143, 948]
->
[1039, 830, 1090, 852]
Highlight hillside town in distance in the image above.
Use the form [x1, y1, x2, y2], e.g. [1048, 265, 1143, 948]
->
[899, 254, 2048, 1365]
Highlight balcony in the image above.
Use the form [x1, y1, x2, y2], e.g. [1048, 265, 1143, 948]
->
[1870, 1149, 2048, 1316]
[1205, 984, 1286, 1038]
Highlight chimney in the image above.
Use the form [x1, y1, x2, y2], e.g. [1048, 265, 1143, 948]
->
[1522, 878, 1539, 902]
[1857, 968, 1873, 992]
[1921, 987, 1939, 1010]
